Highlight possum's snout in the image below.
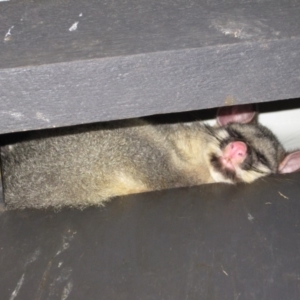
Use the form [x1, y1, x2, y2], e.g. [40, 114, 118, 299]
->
[221, 141, 247, 170]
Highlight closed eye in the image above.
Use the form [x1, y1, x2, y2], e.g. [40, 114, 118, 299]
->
[256, 152, 269, 167]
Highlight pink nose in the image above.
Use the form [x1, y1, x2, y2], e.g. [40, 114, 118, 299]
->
[222, 141, 247, 170]
[229, 141, 247, 158]
[221, 141, 247, 170]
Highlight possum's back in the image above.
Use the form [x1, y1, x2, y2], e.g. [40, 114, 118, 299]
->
[1, 120, 193, 209]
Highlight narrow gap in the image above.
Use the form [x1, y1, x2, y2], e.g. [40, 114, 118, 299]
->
[0, 97, 299, 208]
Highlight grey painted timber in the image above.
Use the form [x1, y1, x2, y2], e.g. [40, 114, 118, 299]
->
[1, 172, 300, 299]
[1, 0, 300, 134]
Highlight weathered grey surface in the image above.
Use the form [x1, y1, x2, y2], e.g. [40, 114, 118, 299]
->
[1, 172, 300, 299]
[1, 0, 300, 133]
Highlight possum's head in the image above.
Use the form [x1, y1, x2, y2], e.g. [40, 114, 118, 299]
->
[208, 104, 300, 184]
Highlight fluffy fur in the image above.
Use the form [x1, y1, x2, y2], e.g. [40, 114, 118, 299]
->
[0, 105, 298, 210]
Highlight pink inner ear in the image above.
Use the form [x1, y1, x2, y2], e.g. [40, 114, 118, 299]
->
[217, 104, 256, 126]
[279, 151, 300, 174]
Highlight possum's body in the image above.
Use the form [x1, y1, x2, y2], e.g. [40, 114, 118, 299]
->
[1, 105, 300, 210]
[1, 120, 217, 209]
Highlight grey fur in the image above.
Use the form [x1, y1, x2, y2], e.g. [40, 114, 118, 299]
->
[0, 111, 288, 210]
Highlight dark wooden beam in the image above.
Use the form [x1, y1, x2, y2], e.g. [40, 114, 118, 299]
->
[1, 0, 300, 134]
[1, 172, 300, 299]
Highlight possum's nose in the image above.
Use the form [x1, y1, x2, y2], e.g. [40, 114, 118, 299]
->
[228, 141, 247, 159]
[221, 141, 247, 170]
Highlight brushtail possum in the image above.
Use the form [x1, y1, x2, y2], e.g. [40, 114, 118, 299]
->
[1, 104, 300, 210]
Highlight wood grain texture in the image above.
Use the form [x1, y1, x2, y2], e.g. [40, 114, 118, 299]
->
[1, 0, 300, 133]
[1, 172, 300, 299]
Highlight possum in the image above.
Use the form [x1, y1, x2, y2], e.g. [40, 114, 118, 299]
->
[1, 104, 300, 210]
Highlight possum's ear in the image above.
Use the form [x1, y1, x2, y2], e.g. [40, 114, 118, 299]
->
[217, 104, 257, 126]
[279, 151, 300, 174]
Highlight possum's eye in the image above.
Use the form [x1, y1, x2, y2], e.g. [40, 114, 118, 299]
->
[256, 152, 268, 167]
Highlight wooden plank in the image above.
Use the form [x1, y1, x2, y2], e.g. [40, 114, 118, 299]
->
[1, 172, 300, 299]
[1, 0, 300, 133]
